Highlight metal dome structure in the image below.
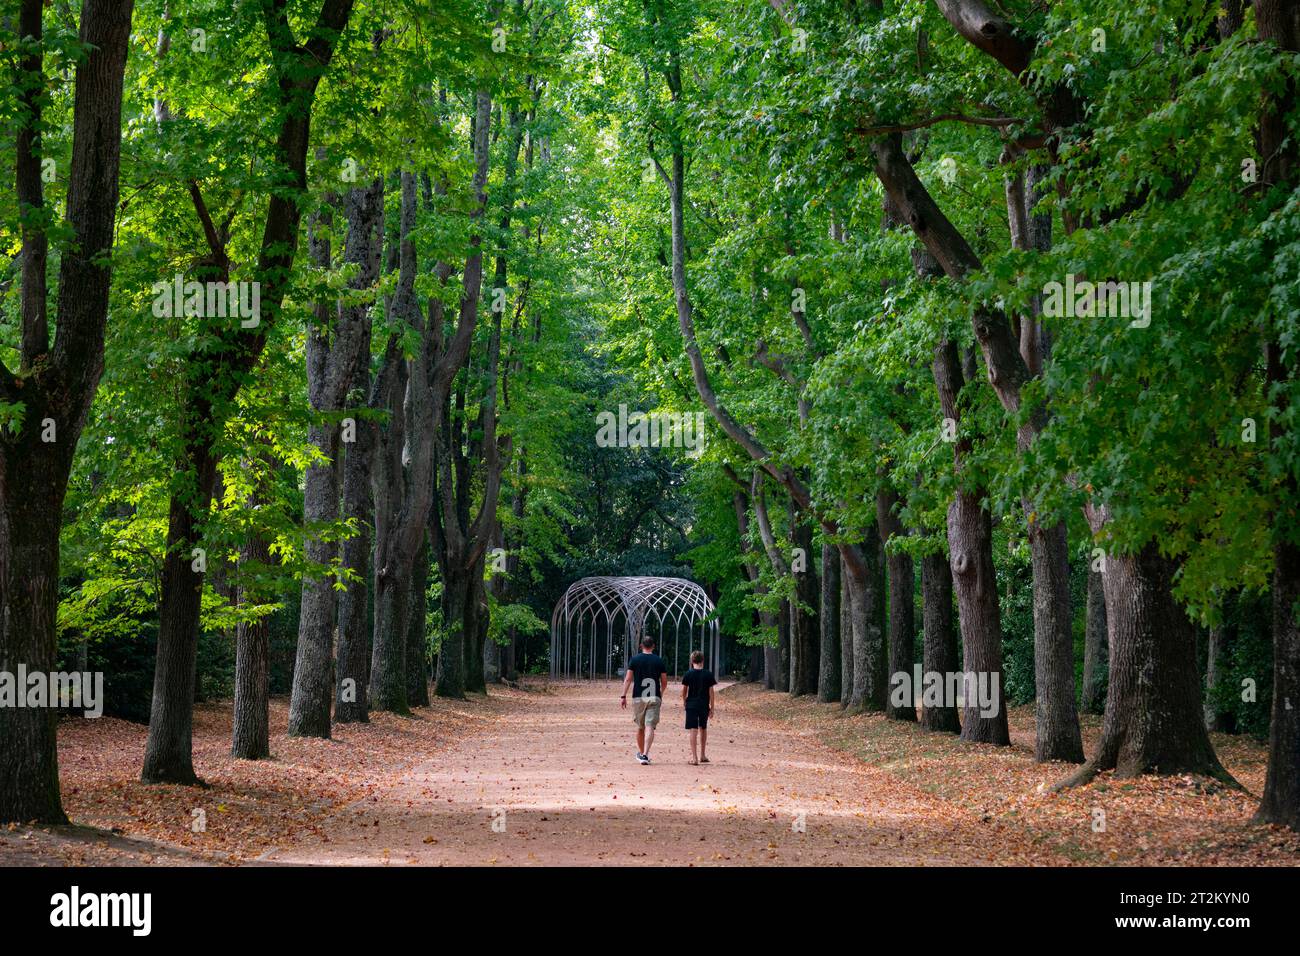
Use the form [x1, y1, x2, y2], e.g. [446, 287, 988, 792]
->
[550, 576, 722, 679]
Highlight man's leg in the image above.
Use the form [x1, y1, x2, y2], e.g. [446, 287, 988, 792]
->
[636, 726, 645, 755]
[643, 724, 656, 756]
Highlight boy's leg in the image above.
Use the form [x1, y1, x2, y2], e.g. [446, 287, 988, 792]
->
[700, 726, 708, 760]
[689, 727, 699, 762]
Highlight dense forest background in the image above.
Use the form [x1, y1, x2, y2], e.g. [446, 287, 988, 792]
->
[2, 0, 1298, 837]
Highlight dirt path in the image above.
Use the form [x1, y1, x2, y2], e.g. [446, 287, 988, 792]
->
[263, 680, 997, 866]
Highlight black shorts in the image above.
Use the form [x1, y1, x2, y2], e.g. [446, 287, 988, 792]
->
[685, 708, 708, 729]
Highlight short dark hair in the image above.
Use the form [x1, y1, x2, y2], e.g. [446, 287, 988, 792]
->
[641, 636, 655, 650]
[690, 650, 704, 665]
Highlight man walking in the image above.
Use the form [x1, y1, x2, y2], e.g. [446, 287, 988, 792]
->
[620, 636, 667, 764]
[680, 650, 717, 765]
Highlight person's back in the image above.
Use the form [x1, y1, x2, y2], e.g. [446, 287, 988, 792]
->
[681, 651, 717, 765]
[628, 651, 666, 701]
[620, 638, 667, 764]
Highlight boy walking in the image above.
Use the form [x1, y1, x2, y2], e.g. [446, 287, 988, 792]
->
[620, 636, 667, 764]
[680, 650, 717, 766]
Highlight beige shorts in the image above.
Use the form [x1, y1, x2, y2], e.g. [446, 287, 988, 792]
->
[632, 697, 662, 728]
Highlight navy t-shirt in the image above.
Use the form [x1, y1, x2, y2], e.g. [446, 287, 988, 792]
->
[628, 652, 667, 700]
[681, 668, 716, 711]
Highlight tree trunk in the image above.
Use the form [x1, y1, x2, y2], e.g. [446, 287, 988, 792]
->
[290, 176, 381, 738]
[369, 171, 436, 716]
[435, 564, 469, 698]
[370, 564, 411, 715]
[465, 561, 489, 694]
[1204, 612, 1235, 734]
[1029, 518, 1084, 761]
[142, 444, 220, 784]
[1257, 532, 1300, 827]
[1081, 566, 1108, 715]
[842, 532, 887, 712]
[406, 542, 430, 707]
[334, 379, 377, 724]
[232, 514, 271, 760]
[763, 644, 779, 690]
[947, 491, 1009, 745]
[1058, 540, 1235, 788]
[777, 600, 791, 693]
[818, 543, 842, 702]
[0, 470, 67, 822]
[920, 551, 961, 733]
[878, 487, 916, 721]
[789, 509, 819, 696]
[0, 0, 134, 823]
[840, 553, 853, 706]
[1254, 0, 1300, 831]
[932, 339, 1009, 745]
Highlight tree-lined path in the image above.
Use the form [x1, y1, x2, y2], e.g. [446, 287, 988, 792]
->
[5, 0, 1300, 868]
[263, 682, 994, 866]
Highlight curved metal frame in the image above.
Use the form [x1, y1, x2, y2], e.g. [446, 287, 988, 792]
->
[549, 576, 722, 679]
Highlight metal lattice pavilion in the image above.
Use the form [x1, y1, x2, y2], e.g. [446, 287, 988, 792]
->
[550, 576, 722, 679]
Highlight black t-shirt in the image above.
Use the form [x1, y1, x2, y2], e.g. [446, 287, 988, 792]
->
[681, 667, 716, 711]
[628, 652, 667, 700]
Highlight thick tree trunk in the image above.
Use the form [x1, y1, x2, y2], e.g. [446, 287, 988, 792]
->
[429, 91, 495, 700]
[932, 339, 1009, 745]
[1059, 540, 1235, 788]
[369, 172, 436, 716]
[842, 532, 887, 712]
[1257, 533, 1300, 828]
[0, 472, 67, 822]
[290, 177, 381, 738]
[465, 561, 489, 694]
[920, 551, 961, 733]
[1254, 0, 1300, 831]
[370, 564, 411, 715]
[0, 0, 134, 823]
[947, 491, 1009, 745]
[334, 386, 377, 724]
[406, 543, 430, 706]
[789, 510, 819, 696]
[435, 564, 469, 698]
[777, 600, 791, 693]
[818, 543, 842, 702]
[142, 444, 220, 784]
[232, 518, 271, 760]
[1029, 518, 1084, 761]
[878, 487, 916, 721]
[1081, 567, 1108, 715]
[840, 553, 853, 706]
